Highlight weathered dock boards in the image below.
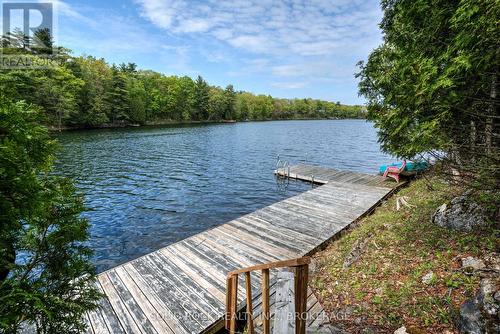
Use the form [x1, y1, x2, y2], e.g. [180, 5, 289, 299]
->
[251, 285, 330, 333]
[86, 165, 398, 334]
[275, 164, 393, 188]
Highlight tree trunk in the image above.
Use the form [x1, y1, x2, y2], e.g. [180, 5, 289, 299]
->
[485, 48, 498, 155]
[470, 120, 476, 160]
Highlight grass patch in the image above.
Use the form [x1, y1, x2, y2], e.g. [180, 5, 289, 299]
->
[311, 176, 499, 333]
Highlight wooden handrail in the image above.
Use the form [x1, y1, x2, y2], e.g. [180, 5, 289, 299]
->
[227, 257, 311, 277]
[225, 257, 310, 334]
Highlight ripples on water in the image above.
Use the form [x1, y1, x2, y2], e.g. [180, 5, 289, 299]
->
[54, 120, 391, 272]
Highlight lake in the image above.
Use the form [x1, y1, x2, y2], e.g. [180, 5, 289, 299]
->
[55, 119, 391, 272]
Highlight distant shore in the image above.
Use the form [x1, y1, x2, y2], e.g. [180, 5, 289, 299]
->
[48, 117, 366, 132]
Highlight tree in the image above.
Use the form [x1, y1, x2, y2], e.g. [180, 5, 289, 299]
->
[0, 61, 83, 130]
[106, 65, 130, 124]
[37, 65, 84, 130]
[140, 71, 173, 120]
[357, 0, 499, 193]
[223, 84, 236, 120]
[127, 76, 147, 124]
[177, 76, 195, 121]
[208, 87, 226, 121]
[0, 98, 99, 332]
[119, 62, 137, 74]
[32, 28, 53, 54]
[69, 56, 112, 127]
[194, 75, 210, 120]
[234, 92, 251, 120]
[0, 35, 365, 128]
[2, 28, 30, 52]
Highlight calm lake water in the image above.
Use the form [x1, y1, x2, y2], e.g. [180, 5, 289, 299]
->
[55, 120, 391, 272]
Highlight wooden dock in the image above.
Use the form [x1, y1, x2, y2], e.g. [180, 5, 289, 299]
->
[86, 165, 398, 334]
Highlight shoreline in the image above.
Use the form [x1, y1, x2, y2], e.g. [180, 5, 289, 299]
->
[48, 117, 367, 132]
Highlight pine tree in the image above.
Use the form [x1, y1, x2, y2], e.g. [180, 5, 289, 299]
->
[357, 0, 499, 195]
[107, 65, 130, 124]
[0, 98, 100, 332]
[223, 84, 236, 120]
[194, 75, 210, 120]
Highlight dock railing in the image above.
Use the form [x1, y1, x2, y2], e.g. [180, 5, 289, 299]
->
[225, 257, 310, 334]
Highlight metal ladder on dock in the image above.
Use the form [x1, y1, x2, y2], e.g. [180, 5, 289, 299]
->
[276, 155, 290, 179]
[276, 156, 316, 187]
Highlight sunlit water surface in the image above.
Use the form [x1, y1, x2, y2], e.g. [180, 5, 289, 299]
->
[55, 120, 391, 272]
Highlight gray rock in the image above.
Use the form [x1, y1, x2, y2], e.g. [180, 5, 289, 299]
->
[494, 291, 500, 302]
[394, 326, 408, 334]
[308, 323, 352, 334]
[459, 299, 484, 334]
[484, 253, 500, 271]
[462, 256, 487, 270]
[459, 278, 500, 334]
[361, 328, 376, 334]
[481, 279, 499, 318]
[431, 192, 487, 231]
[422, 271, 435, 285]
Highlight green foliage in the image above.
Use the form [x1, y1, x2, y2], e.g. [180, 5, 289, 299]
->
[68, 56, 112, 126]
[0, 98, 99, 332]
[126, 76, 147, 124]
[223, 84, 236, 120]
[107, 65, 130, 124]
[0, 31, 365, 128]
[357, 0, 499, 194]
[194, 75, 210, 120]
[0, 56, 83, 130]
[208, 86, 226, 121]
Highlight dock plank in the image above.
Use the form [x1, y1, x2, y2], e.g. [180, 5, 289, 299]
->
[98, 273, 144, 334]
[87, 165, 400, 333]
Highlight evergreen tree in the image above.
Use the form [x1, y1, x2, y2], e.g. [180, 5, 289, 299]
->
[107, 65, 130, 124]
[37, 65, 84, 130]
[0, 98, 100, 332]
[119, 62, 137, 74]
[176, 76, 195, 121]
[32, 28, 53, 54]
[194, 75, 210, 120]
[3, 28, 30, 52]
[223, 84, 236, 120]
[357, 0, 499, 193]
[127, 77, 147, 124]
[0, 34, 364, 128]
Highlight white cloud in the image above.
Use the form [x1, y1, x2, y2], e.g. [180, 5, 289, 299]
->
[175, 18, 212, 33]
[55, 1, 197, 75]
[53, 0, 382, 101]
[134, 0, 382, 92]
[227, 35, 269, 53]
[134, 0, 178, 29]
[135, 0, 382, 57]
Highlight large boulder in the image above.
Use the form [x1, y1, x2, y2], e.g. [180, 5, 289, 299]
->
[432, 192, 487, 231]
[458, 278, 500, 334]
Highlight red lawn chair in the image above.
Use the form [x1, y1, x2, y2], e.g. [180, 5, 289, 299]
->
[383, 160, 406, 183]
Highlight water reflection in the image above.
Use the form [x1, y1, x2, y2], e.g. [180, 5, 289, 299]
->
[54, 120, 391, 272]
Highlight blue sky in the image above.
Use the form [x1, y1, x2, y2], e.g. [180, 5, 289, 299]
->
[54, 0, 382, 104]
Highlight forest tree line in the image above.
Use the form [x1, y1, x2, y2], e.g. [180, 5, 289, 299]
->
[0, 34, 365, 129]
